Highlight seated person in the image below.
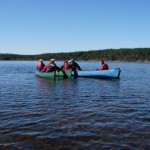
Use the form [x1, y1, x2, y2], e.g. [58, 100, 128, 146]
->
[41, 59, 61, 72]
[61, 60, 70, 71]
[37, 59, 45, 71]
[99, 60, 109, 70]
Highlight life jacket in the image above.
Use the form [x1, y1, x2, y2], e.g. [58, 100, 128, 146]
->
[37, 62, 45, 71]
[101, 63, 109, 70]
[41, 64, 50, 72]
[46, 64, 55, 72]
[37, 62, 43, 69]
[63, 63, 70, 70]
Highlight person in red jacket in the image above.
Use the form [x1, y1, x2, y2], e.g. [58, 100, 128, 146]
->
[99, 60, 109, 70]
[61, 60, 70, 71]
[41, 59, 61, 72]
[37, 59, 45, 71]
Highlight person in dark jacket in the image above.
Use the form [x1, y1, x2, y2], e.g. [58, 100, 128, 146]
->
[68, 58, 82, 71]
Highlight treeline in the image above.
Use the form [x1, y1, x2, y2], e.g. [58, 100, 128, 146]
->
[0, 48, 150, 62]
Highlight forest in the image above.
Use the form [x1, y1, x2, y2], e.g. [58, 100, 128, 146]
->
[0, 48, 150, 62]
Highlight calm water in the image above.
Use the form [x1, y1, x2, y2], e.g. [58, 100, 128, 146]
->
[0, 61, 150, 150]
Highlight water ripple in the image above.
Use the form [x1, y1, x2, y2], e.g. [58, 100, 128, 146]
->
[0, 61, 150, 149]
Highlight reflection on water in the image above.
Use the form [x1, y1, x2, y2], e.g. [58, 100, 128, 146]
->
[0, 61, 150, 149]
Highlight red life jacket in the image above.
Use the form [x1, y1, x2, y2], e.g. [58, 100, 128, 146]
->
[37, 62, 43, 69]
[41, 64, 50, 72]
[100, 63, 109, 70]
[63, 63, 70, 70]
[41, 63, 57, 72]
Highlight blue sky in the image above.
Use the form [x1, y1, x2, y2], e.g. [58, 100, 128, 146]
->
[0, 0, 150, 54]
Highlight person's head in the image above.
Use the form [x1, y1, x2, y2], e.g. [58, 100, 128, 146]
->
[100, 60, 104, 64]
[64, 60, 68, 63]
[68, 57, 75, 64]
[39, 59, 43, 62]
[50, 59, 55, 63]
[68, 59, 73, 65]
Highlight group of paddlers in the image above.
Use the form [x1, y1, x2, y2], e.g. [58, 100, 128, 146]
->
[37, 58, 82, 72]
[37, 58, 109, 72]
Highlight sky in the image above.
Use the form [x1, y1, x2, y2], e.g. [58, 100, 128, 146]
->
[0, 0, 150, 54]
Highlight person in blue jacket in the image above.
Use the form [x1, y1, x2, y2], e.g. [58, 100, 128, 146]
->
[68, 58, 82, 71]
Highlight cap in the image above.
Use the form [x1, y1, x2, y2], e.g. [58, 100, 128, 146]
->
[39, 59, 43, 62]
[50, 59, 55, 62]
[68, 60, 71, 62]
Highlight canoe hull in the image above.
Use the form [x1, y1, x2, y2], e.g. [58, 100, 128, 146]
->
[55, 69, 72, 78]
[35, 69, 121, 79]
[35, 69, 72, 79]
[35, 70, 55, 79]
[72, 68, 121, 78]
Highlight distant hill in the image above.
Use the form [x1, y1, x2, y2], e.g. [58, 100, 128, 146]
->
[0, 48, 150, 62]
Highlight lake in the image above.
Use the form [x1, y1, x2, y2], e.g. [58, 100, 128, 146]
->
[0, 61, 150, 150]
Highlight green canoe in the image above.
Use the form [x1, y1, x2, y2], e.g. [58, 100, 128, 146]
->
[35, 70, 55, 79]
[55, 69, 72, 78]
[35, 69, 72, 79]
